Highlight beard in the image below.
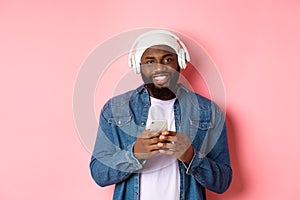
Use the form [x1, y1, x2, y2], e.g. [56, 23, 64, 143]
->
[141, 67, 180, 100]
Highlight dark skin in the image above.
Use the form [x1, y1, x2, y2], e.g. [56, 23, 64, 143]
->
[133, 45, 194, 165]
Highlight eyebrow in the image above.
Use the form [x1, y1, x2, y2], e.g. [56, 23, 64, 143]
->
[144, 53, 175, 60]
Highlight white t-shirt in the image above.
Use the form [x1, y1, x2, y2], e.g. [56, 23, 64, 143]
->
[139, 97, 180, 200]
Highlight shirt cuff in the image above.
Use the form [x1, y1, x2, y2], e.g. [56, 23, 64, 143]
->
[128, 143, 146, 169]
[184, 150, 206, 175]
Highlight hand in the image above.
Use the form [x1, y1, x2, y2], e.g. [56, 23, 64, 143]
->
[157, 131, 194, 164]
[133, 129, 161, 160]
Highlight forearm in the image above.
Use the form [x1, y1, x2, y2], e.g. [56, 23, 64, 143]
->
[90, 142, 143, 187]
[90, 157, 131, 187]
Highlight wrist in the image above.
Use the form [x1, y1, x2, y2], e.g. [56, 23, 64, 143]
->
[180, 145, 194, 165]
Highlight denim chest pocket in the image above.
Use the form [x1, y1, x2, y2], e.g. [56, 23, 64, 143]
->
[108, 115, 133, 127]
[189, 108, 213, 130]
[108, 115, 134, 150]
[189, 119, 212, 130]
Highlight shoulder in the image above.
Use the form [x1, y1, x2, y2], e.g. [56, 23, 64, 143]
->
[99, 91, 134, 121]
[177, 85, 213, 106]
[101, 85, 144, 116]
[102, 90, 134, 110]
[177, 85, 223, 114]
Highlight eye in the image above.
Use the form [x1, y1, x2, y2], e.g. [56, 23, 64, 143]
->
[142, 60, 156, 67]
[146, 60, 155, 64]
[163, 57, 173, 64]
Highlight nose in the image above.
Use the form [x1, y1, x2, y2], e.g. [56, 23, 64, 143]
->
[153, 63, 166, 73]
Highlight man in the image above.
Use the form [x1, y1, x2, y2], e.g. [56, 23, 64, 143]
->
[90, 30, 232, 200]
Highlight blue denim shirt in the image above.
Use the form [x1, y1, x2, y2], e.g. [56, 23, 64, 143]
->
[90, 84, 232, 200]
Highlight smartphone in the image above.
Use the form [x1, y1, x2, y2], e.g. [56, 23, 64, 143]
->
[149, 120, 168, 133]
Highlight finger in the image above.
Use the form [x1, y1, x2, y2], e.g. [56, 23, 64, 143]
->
[149, 143, 162, 151]
[161, 142, 177, 150]
[159, 141, 188, 152]
[161, 131, 177, 136]
[159, 148, 177, 156]
[157, 142, 178, 153]
[159, 135, 177, 143]
[149, 137, 159, 145]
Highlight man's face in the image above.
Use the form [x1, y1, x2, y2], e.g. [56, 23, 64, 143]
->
[140, 45, 180, 91]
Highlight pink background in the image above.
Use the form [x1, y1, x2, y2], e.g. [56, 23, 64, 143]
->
[1, 0, 300, 199]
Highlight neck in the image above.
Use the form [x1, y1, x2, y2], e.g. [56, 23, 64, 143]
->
[145, 84, 176, 100]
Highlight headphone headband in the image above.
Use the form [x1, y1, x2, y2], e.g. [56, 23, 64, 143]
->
[129, 29, 190, 74]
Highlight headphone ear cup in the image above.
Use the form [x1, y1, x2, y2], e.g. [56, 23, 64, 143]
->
[134, 54, 140, 74]
[177, 48, 187, 69]
[130, 54, 138, 74]
[130, 55, 134, 72]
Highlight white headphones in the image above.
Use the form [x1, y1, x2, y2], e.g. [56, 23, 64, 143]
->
[128, 29, 191, 74]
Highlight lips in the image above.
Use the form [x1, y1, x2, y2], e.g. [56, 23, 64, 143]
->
[152, 74, 169, 86]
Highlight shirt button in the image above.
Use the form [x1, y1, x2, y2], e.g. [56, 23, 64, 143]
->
[141, 121, 145, 125]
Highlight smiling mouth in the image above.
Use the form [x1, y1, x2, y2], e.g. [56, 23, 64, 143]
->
[152, 74, 169, 86]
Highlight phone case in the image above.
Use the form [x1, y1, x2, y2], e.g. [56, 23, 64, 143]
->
[149, 120, 168, 133]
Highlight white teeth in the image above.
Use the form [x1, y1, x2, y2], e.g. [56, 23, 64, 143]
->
[154, 76, 167, 80]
